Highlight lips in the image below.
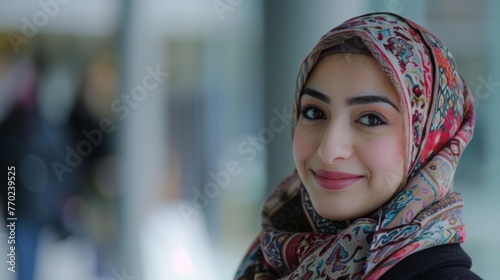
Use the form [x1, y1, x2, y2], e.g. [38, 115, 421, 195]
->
[313, 170, 363, 190]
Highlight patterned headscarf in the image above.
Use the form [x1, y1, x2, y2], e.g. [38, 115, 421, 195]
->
[235, 12, 475, 279]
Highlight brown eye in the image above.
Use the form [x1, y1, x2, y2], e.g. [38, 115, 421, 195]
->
[300, 106, 325, 120]
[357, 113, 387, 126]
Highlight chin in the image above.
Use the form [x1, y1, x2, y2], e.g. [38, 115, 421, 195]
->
[310, 199, 356, 222]
[311, 197, 375, 222]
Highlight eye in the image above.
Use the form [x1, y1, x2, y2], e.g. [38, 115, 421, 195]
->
[300, 105, 326, 120]
[356, 112, 387, 126]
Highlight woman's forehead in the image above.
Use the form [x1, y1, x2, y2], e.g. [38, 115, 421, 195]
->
[302, 54, 401, 107]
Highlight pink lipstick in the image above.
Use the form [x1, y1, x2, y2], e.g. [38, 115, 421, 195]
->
[313, 170, 363, 191]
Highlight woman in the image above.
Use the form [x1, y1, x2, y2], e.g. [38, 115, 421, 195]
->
[234, 13, 481, 279]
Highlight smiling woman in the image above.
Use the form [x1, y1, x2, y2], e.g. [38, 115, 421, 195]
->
[294, 54, 405, 222]
[235, 12, 481, 279]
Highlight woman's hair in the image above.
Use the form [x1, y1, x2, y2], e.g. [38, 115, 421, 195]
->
[319, 37, 373, 58]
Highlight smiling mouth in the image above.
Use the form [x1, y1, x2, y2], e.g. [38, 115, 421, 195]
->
[312, 170, 363, 191]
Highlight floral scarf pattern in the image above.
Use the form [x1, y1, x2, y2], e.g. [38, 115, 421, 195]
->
[235, 12, 475, 279]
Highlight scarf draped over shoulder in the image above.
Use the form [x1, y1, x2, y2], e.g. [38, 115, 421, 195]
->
[235, 12, 475, 280]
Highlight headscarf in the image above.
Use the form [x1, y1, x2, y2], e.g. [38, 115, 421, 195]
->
[235, 12, 475, 279]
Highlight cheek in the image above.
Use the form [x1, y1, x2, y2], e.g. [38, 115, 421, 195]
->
[293, 127, 316, 168]
[362, 134, 405, 184]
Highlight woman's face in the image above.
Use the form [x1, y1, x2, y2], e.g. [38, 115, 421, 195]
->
[293, 54, 405, 221]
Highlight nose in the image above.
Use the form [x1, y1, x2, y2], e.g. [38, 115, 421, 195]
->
[317, 119, 354, 164]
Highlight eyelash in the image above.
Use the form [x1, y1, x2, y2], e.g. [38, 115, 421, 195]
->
[299, 106, 388, 127]
[299, 105, 326, 120]
[356, 112, 387, 126]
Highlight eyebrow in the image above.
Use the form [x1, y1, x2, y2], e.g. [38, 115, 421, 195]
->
[301, 88, 331, 103]
[300, 88, 399, 112]
[346, 95, 400, 112]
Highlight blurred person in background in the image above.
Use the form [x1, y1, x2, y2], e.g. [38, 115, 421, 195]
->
[235, 12, 481, 279]
[0, 48, 83, 280]
[0, 35, 120, 279]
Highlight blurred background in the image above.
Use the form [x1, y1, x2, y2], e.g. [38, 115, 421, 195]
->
[0, 0, 498, 279]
